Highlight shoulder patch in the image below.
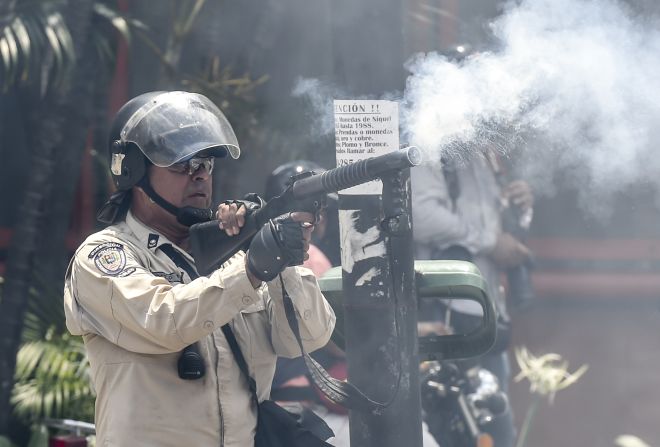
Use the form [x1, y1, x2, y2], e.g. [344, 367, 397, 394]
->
[88, 242, 124, 259]
[91, 242, 127, 276]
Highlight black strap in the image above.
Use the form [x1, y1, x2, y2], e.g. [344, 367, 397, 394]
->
[139, 178, 181, 217]
[158, 243, 259, 398]
[221, 324, 259, 399]
[160, 242, 385, 413]
[221, 273, 387, 413]
[278, 276, 387, 414]
[159, 244, 200, 280]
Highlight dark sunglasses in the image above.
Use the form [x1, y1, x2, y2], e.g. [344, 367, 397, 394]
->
[167, 157, 215, 176]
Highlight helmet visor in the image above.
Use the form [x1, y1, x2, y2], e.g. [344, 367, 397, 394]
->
[120, 91, 240, 167]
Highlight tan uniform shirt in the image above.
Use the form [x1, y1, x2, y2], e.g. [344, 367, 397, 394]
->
[64, 211, 336, 446]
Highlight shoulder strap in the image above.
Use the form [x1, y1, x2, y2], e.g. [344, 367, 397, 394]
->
[158, 243, 259, 399]
[221, 324, 258, 398]
[159, 243, 199, 280]
[158, 243, 210, 381]
[160, 242, 386, 413]
[277, 276, 388, 414]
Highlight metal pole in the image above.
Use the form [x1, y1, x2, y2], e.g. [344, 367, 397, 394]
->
[340, 166, 422, 447]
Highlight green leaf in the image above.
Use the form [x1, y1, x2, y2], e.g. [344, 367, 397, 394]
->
[41, 15, 63, 82]
[27, 424, 48, 447]
[93, 3, 130, 43]
[49, 12, 75, 86]
[179, 0, 206, 37]
[11, 18, 33, 81]
[0, 32, 12, 87]
[13, 332, 94, 422]
[2, 25, 19, 86]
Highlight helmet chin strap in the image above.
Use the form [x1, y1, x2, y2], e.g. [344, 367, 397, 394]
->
[138, 178, 214, 226]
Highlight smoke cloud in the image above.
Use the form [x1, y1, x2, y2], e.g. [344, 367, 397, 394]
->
[294, 0, 660, 215]
[402, 0, 660, 213]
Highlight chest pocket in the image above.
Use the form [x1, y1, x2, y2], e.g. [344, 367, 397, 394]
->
[233, 294, 274, 381]
[241, 300, 265, 314]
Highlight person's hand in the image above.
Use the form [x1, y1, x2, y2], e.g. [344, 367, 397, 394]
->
[246, 212, 316, 283]
[504, 180, 534, 211]
[490, 232, 531, 268]
[216, 202, 247, 236]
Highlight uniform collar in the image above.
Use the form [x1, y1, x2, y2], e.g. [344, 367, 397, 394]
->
[125, 210, 180, 253]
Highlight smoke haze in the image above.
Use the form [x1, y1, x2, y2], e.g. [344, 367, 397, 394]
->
[402, 0, 660, 214]
[295, 0, 660, 215]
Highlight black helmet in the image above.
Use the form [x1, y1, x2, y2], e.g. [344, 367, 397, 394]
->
[98, 91, 241, 224]
[265, 160, 327, 201]
[108, 90, 240, 191]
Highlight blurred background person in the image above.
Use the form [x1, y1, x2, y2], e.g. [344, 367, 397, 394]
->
[412, 88, 534, 446]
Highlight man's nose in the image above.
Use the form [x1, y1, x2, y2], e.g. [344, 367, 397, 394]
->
[192, 164, 212, 181]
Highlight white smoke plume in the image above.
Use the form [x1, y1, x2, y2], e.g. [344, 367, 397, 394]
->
[292, 0, 660, 215]
[402, 0, 660, 212]
[292, 78, 340, 138]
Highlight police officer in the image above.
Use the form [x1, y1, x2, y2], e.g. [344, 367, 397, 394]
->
[63, 91, 336, 446]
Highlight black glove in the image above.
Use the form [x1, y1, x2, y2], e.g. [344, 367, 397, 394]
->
[223, 193, 265, 215]
[221, 194, 266, 252]
[247, 213, 305, 282]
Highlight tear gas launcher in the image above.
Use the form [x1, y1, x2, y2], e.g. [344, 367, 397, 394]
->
[189, 146, 422, 275]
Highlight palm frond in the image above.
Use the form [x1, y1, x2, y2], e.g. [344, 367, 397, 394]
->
[0, 2, 74, 92]
[0, 0, 143, 91]
[10, 17, 32, 81]
[92, 2, 147, 45]
[176, 0, 206, 38]
[12, 278, 93, 423]
[12, 335, 94, 422]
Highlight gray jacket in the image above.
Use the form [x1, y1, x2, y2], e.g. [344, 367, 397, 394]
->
[412, 154, 505, 316]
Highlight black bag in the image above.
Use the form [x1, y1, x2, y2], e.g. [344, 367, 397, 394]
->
[221, 325, 334, 447]
[254, 400, 334, 447]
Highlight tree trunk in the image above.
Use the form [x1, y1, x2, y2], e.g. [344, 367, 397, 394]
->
[35, 0, 110, 297]
[0, 0, 96, 434]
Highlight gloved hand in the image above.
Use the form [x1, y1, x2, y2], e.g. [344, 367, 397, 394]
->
[247, 212, 314, 282]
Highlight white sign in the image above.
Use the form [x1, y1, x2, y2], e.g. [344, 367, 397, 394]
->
[334, 100, 399, 195]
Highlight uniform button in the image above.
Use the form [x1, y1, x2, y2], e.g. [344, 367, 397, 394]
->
[242, 296, 252, 305]
[303, 310, 312, 320]
[203, 320, 214, 330]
